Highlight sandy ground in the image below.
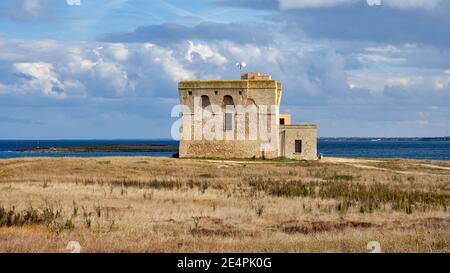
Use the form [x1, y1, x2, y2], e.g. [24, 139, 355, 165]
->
[323, 157, 450, 176]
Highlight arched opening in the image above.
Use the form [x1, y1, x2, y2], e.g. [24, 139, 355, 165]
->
[201, 95, 211, 109]
[223, 95, 235, 132]
[223, 95, 234, 107]
[200, 95, 213, 117]
[245, 98, 258, 140]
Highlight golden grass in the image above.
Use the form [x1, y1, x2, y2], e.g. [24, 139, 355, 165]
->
[0, 156, 449, 253]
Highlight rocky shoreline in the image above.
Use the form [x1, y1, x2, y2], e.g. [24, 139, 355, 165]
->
[17, 144, 179, 153]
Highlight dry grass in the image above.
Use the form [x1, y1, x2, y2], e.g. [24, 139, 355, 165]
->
[0, 156, 449, 253]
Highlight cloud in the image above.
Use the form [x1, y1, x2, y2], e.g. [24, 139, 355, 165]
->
[228, 44, 262, 61]
[12, 62, 66, 98]
[279, 0, 357, 10]
[0, 35, 449, 137]
[0, 1, 447, 138]
[212, 1, 450, 47]
[143, 43, 195, 82]
[273, 2, 450, 47]
[108, 43, 130, 62]
[0, 0, 51, 21]
[354, 46, 407, 64]
[186, 41, 228, 66]
[98, 22, 274, 45]
[0, 40, 134, 98]
[0, 116, 42, 125]
[349, 43, 450, 70]
[279, 0, 442, 10]
[348, 72, 450, 99]
[366, 0, 381, 6]
[18, 0, 48, 17]
[213, 0, 278, 10]
[91, 60, 131, 96]
[0, 37, 448, 104]
[215, 0, 442, 10]
[383, 0, 442, 10]
[66, 0, 81, 6]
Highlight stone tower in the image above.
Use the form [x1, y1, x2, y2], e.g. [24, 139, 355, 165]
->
[177, 72, 317, 160]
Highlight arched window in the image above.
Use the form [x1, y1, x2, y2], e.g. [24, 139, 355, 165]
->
[223, 95, 234, 106]
[201, 95, 211, 109]
[245, 99, 258, 140]
[223, 95, 235, 131]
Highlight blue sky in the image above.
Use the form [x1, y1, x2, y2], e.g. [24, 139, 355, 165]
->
[0, 0, 449, 139]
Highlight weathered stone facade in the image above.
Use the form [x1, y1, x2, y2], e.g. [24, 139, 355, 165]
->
[279, 125, 318, 160]
[178, 72, 318, 160]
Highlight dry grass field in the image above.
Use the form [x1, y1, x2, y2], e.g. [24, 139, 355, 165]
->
[0, 156, 449, 253]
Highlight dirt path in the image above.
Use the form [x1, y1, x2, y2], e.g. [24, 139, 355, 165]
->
[323, 157, 450, 177]
[187, 157, 450, 176]
[417, 163, 450, 171]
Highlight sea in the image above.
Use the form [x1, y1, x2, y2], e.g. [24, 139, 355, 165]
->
[0, 139, 449, 161]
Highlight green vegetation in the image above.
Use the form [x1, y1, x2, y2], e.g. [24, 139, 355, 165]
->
[0, 206, 62, 227]
[249, 179, 449, 214]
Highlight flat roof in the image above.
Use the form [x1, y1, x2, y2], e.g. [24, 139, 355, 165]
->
[280, 124, 317, 129]
[178, 80, 279, 90]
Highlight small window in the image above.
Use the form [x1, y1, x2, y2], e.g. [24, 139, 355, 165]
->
[239, 91, 242, 95]
[225, 113, 233, 131]
[295, 140, 302, 154]
[280, 118, 285, 125]
[188, 91, 192, 96]
[215, 90, 218, 95]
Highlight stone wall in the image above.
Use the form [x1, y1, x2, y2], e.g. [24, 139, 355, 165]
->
[178, 79, 281, 159]
[178, 75, 319, 161]
[279, 114, 291, 125]
[279, 125, 318, 160]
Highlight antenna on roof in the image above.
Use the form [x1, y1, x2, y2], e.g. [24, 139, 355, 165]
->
[236, 62, 247, 72]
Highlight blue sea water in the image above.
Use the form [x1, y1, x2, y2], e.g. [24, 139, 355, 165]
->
[318, 140, 450, 161]
[0, 140, 178, 159]
[0, 139, 449, 161]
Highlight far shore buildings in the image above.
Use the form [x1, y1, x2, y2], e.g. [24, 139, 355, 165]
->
[178, 72, 318, 160]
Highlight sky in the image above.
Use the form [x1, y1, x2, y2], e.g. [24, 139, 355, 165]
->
[0, 0, 449, 139]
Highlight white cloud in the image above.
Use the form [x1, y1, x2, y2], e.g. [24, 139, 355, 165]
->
[186, 41, 228, 66]
[0, 37, 447, 116]
[143, 43, 195, 82]
[348, 72, 450, 93]
[66, 0, 81, 6]
[63, 44, 132, 96]
[22, 0, 46, 16]
[365, 45, 402, 53]
[278, 0, 442, 9]
[356, 53, 405, 64]
[383, 0, 442, 9]
[366, 0, 381, 6]
[265, 48, 283, 64]
[279, 0, 357, 10]
[94, 60, 130, 95]
[228, 44, 262, 61]
[12, 62, 66, 98]
[0, 83, 7, 94]
[67, 55, 96, 73]
[109, 43, 129, 61]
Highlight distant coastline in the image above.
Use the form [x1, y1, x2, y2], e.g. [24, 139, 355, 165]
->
[319, 137, 450, 141]
[0, 138, 448, 161]
[17, 144, 179, 153]
[14, 137, 450, 153]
